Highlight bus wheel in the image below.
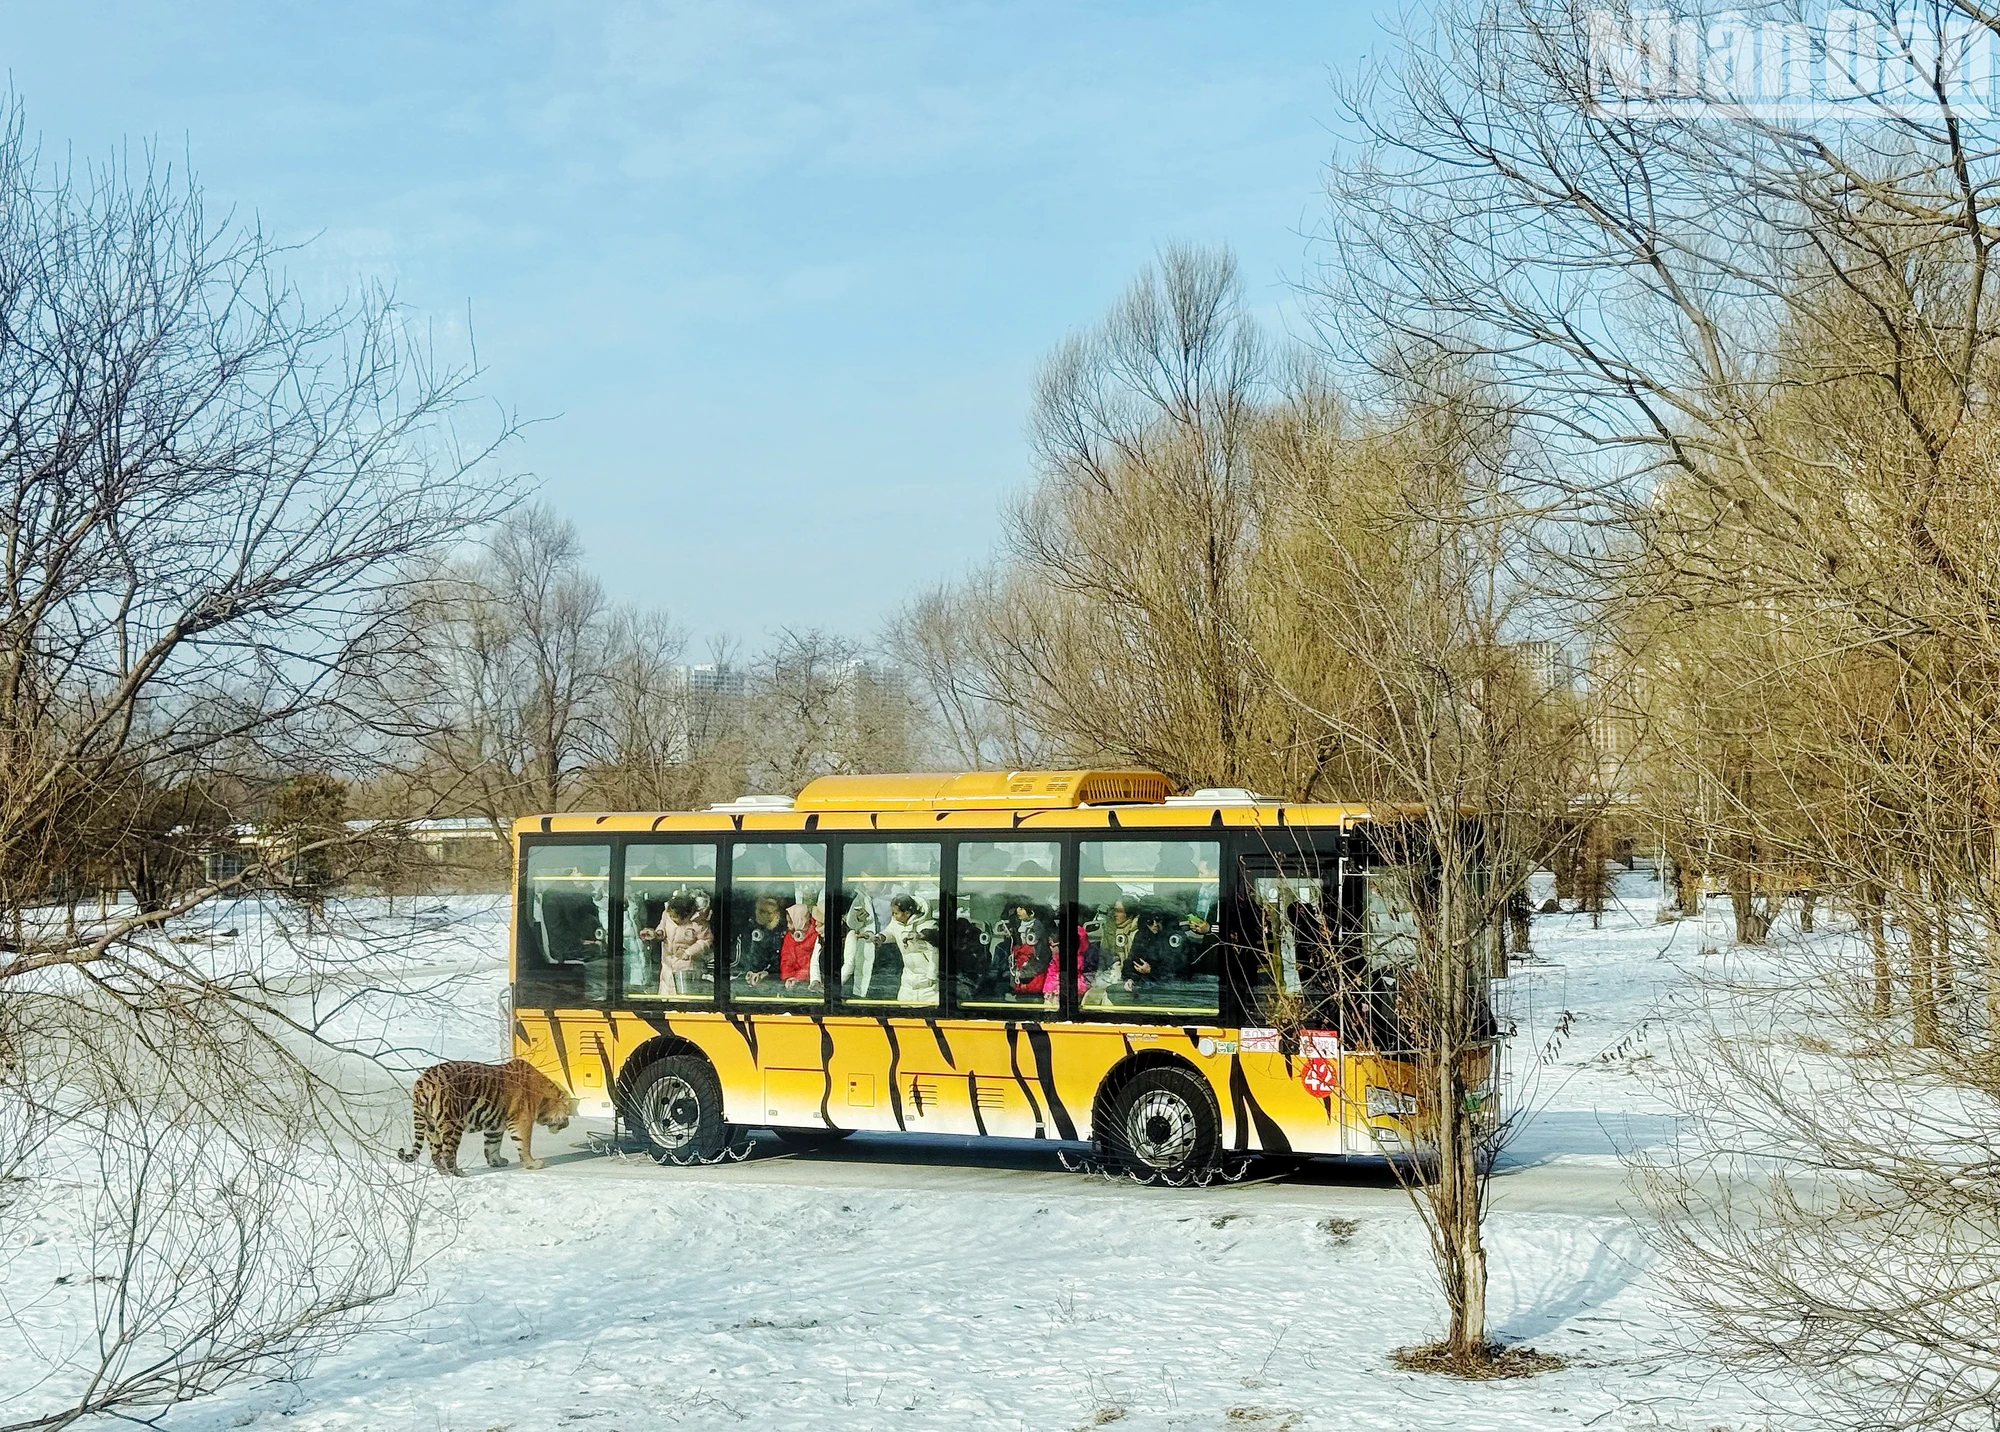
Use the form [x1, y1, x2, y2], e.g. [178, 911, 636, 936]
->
[624, 1055, 729, 1165]
[1105, 1066, 1218, 1184]
[771, 1126, 854, 1151]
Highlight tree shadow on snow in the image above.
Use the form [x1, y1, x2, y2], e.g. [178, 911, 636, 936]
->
[1490, 1223, 1649, 1344]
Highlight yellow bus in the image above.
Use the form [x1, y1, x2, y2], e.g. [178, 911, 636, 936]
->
[507, 770, 1447, 1183]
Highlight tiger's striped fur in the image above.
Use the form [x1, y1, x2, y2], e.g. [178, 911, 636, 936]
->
[397, 1058, 578, 1175]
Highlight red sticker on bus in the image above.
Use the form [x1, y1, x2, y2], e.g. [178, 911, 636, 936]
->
[1300, 1057, 1338, 1099]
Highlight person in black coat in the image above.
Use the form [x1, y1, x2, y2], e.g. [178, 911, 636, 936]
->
[736, 894, 786, 987]
[1129, 904, 1178, 986]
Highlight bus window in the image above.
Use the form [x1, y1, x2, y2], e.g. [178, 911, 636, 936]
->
[954, 840, 1064, 1012]
[623, 843, 717, 1004]
[1078, 840, 1221, 1018]
[1233, 867, 1338, 1030]
[728, 843, 826, 1006]
[518, 844, 611, 1008]
[1233, 855, 1404, 1045]
[1363, 867, 1421, 966]
[838, 843, 941, 1007]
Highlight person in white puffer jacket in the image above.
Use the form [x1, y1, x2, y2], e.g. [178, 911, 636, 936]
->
[882, 893, 940, 1005]
[842, 890, 877, 998]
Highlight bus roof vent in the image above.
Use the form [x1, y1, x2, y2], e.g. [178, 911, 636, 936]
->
[1164, 787, 1275, 806]
[1074, 771, 1174, 806]
[707, 794, 796, 812]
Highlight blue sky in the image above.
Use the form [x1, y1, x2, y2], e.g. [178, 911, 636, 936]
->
[0, 0, 1389, 641]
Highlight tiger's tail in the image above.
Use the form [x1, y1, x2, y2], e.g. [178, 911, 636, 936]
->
[397, 1094, 430, 1163]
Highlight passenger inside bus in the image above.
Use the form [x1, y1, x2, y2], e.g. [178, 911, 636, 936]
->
[1003, 900, 1060, 1000]
[628, 894, 666, 991]
[780, 898, 821, 991]
[882, 893, 940, 1005]
[640, 893, 714, 995]
[842, 889, 877, 997]
[843, 893, 901, 1001]
[1130, 903, 1174, 980]
[623, 842, 719, 1001]
[737, 894, 785, 986]
[1073, 839, 1221, 1015]
[1083, 898, 1144, 1006]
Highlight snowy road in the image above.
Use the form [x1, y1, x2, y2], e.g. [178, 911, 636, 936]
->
[174, 1117, 1773, 1432]
[514, 1120, 1653, 1217]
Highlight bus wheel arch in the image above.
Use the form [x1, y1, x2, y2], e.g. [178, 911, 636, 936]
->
[616, 1038, 732, 1164]
[613, 1034, 706, 1104]
[1091, 1052, 1222, 1182]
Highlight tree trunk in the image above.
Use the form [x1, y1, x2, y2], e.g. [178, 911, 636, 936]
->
[1506, 889, 1531, 957]
[1551, 823, 1580, 904]
[1436, 1054, 1488, 1355]
[1730, 873, 1772, 945]
[1863, 884, 1891, 1018]
[1583, 821, 1609, 929]
[1984, 912, 2000, 1063]
[1932, 897, 1955, 1030]
[1799, 888, 1816, 932]
[1673, 853, 1702, 915]
[1454, 1176, 1488, 1356]
[1906, 885, 1938, 1049]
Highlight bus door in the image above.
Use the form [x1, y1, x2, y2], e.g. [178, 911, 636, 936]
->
[1227, 851, 1347, 1155]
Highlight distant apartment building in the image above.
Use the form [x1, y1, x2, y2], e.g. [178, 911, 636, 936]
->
[1514, 638, 1577, 694]
[678, 662, 747, 700]
[669, 662, 748, 756]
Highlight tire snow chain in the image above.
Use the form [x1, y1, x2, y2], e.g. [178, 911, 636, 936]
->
[1057, 1145, 1253, 1188]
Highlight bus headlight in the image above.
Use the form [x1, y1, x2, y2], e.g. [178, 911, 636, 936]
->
[1366, 1085, 1417, 1119]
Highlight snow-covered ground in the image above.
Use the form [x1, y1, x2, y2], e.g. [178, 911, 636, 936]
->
[8, 870, 1814, 1430]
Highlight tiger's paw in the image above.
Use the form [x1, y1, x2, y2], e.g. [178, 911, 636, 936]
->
[520, 1155, 546, 1170]
[485, 1155, 511, 1168]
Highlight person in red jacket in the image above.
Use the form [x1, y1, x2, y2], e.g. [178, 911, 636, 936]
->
[780, 899, 821, 992]
[1005, 901, 1059, 998]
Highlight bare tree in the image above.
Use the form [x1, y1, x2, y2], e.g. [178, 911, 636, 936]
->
[742, 628, 914, 794]
[884, 573, 1055, 769]
[1005, 244, 1267, 786]
[0, 102, 517, 1424]
[1, 1028, 427, 1432]
[1320, 0, 2000, 1416]
[401, 505, 612, 832]
[1254, 366, 1600, 1368]
[586, 607, 716, 811]
[898, 248, 1358, 797]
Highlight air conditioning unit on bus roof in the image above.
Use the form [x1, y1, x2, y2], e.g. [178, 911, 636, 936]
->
[1164, 787, 1276, 806]
[708, 794, 796, 812]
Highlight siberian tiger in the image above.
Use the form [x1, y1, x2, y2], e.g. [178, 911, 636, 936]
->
[397, 1058, 578, 1175]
